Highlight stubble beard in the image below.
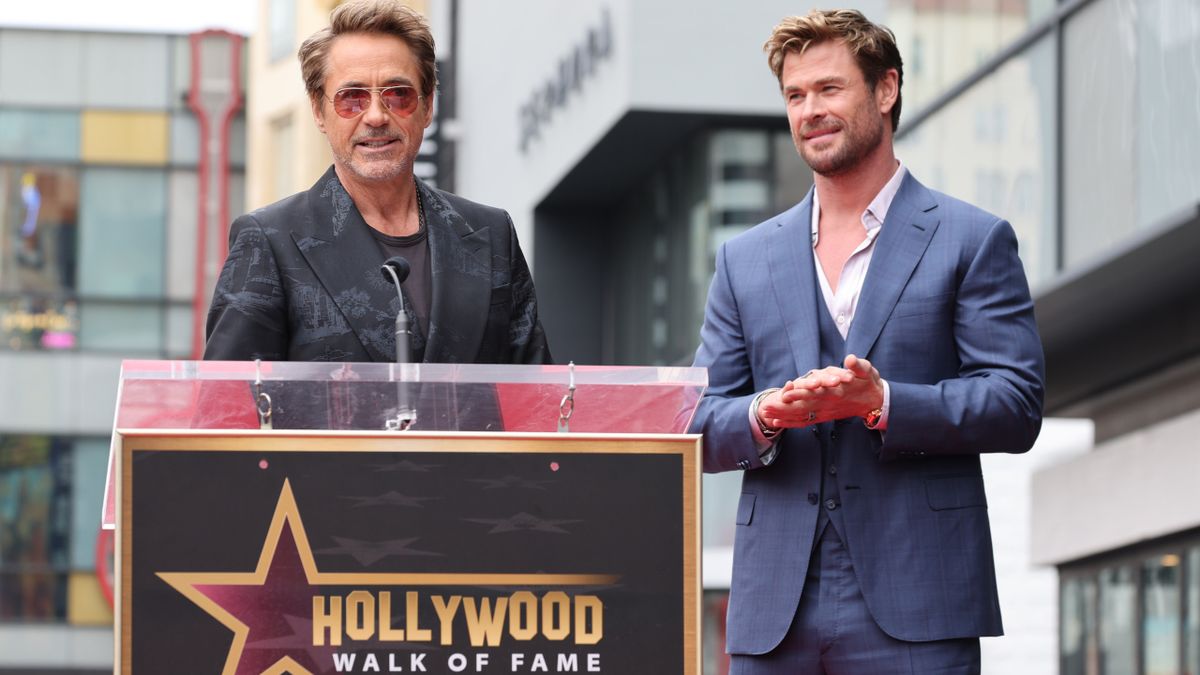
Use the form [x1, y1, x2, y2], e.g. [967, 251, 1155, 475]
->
[796, 108, 886, 178]
[333, 130, 415, 183]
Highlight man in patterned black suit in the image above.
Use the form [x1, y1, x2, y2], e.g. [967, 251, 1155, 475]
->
[205, 0, 550, 366]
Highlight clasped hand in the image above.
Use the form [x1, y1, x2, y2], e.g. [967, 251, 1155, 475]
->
[758, 354, 884, 428]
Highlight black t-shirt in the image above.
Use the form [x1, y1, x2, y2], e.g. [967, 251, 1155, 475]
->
[371, 223, 432, 344]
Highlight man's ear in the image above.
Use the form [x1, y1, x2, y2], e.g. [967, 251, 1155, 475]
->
[423, 95, 435, 130]
[876, 68, 899, 120]
[311, 95, 327, 134]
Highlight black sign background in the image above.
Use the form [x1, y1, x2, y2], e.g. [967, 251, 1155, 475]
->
[122, 435, 694, 674]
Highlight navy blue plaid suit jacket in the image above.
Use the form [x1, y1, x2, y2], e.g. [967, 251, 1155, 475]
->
[690, 172, 1044, 653]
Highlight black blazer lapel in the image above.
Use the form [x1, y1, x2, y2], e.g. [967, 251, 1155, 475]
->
[290, 168, 399, 362]
[768, 191, 822, 377]
[419, 179, 491, 363]
[845, 173, 941, 359]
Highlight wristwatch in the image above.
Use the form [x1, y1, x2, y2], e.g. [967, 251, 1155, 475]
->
[863, 406, 883, 430]
[753, 388, 782, 439]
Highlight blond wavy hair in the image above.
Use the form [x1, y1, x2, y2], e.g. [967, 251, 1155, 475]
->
[764, 9, 903, 130]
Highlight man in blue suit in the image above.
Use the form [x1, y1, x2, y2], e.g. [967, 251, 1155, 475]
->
[689, 9, 1044, 674]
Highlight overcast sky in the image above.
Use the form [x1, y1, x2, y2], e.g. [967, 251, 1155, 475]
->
[1, 0, 257, 35]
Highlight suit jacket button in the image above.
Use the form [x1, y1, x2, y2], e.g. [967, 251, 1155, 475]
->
[808, 493, 818, 505]
[737, 459, 750, 470]
[825, 499, 839, 510]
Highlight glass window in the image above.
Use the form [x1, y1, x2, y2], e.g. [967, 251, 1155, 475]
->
[170, 36, 193, 113]
[0, 295, 79, 352]
[896, 35, 1058, 287]
[1099, 565, 1138, 675]
[0, 165, 80, 298]
[0, 110, 80, 163]
[78, 302, 163, 354]
[1136, 0, 1200, 230]
[169, 113, 202, 167]
[882, 0, 1057, 111]
[1187, 547, 1199, 675]
[1061, 575, 1098, 675]
[0, 31, 85, 108]
[269, 0, 297, 63]
[1063, 0, 1137, 269]
[81, 33, 170, 110]
[164, 302, 194, 359]
[0, 436, 72, 621]
[1143, 553, 1182, 675]
[80, 110, 170, 166]
[77, 168, 167, 299]
[68, 439, 108, 571]
[166, 170, 199, 302]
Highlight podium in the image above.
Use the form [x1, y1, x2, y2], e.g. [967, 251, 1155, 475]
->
[105, 360, 706, 675]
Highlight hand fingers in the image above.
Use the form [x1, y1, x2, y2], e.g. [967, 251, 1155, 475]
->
[844, 354, 875, 378]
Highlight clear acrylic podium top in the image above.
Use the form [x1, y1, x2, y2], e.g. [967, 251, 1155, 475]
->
[112, 359, 708, 434]
[104, 360, 707, 528]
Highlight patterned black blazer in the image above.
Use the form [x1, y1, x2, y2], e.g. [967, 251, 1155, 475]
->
[204, 167, 551, 365]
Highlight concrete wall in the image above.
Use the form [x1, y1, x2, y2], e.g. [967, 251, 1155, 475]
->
[454, 0, 803, 262]
[1032, 406, 1200, 566]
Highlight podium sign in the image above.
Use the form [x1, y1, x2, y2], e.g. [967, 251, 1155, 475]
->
[109, 362, 705, 675]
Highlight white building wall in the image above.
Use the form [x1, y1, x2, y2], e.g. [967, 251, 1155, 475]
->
[1032, 406, 1200, 566]
[981, 418, 1094, 675]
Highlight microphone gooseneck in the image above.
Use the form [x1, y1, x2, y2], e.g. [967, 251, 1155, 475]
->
[380, 256, 412, 364]
[380, 256, 416, 430]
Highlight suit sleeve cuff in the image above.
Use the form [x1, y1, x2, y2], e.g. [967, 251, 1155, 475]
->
[748, 389, 781, 465]
[874, 379, 891, 431]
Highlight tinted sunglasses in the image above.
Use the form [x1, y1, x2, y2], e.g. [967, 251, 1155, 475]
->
[328, 85, 423, 119]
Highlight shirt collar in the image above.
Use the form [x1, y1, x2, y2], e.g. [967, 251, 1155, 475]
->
[811, 161, 908, 247]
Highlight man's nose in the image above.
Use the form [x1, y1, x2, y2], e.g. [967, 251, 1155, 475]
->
[361, 91, 390, 125]
[800, 95, 826, 123]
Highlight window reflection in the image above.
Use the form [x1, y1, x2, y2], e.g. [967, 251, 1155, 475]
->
[1143, 554, 1182, 675]
[895, 36, 1058, 287]
[1061, 575, 1099, 675]
[883, 0, 1056, 111]
[1100, 566, 1138, 674]
[0, 165, 80, 351]
[0, 436, 72, 621]
[1187, 548, 1199, 675]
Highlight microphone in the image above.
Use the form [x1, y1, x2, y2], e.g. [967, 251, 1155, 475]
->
[380, 256, 415, 430]
[380, 256, 411, 364]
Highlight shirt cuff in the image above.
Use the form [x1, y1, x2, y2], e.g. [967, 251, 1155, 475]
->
[874, 379, 891, 431]
[748, 389, 781, 463]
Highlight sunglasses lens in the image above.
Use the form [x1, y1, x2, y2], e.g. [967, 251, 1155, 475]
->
[333, 88, 371, 118]
[381, 87, 419, 115]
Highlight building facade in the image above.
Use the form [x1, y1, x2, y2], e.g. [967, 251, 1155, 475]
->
[446, 1, 1198, 674]
[0, 26, 246, 674]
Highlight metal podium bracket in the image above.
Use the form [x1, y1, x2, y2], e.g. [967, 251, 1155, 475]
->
[557, 361, 576, 433]
[386, 362, 417, 432]
[254, 358, 272, 430]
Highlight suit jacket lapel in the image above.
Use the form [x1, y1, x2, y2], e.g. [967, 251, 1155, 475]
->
[768, 192, 822, 377]
[291, 167, 398, 362]
[845, 173, 941, 359]
[419, 179, 491, 363]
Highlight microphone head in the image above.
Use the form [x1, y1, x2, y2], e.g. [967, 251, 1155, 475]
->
[381, 256, 411, 284]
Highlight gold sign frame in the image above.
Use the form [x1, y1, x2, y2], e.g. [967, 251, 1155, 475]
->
[115, 430, 701, 675]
